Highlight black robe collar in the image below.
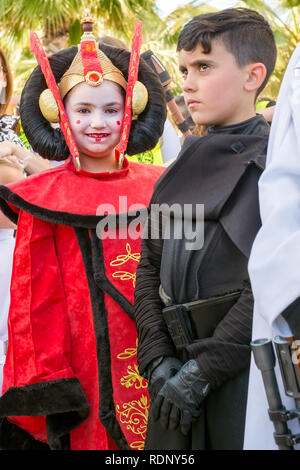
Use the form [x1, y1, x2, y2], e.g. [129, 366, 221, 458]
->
[151, 132, 267, 220]
[207, 114, 270, 137]
[150, 129, 268, 258]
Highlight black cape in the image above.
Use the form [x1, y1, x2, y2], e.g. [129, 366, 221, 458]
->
[134, 125, 269, 450]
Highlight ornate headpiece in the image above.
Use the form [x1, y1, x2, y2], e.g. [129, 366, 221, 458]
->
[32, 9, 148, 170]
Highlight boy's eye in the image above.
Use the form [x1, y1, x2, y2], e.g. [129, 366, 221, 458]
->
[181, 70, 188, 80]
[199, 64, 209, 72]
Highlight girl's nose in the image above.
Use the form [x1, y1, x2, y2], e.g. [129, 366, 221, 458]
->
[90, 112, 106, 129]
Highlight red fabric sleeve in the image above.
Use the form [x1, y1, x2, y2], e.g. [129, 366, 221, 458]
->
[2, 211, 87, 443]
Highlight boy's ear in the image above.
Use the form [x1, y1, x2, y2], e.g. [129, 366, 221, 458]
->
[244, 63, 267, 93]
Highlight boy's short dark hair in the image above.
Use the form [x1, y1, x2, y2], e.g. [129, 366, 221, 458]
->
[177, 8, 276, 96]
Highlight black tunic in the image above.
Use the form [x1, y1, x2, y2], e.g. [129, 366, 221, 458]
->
[134, 115, 269, 449]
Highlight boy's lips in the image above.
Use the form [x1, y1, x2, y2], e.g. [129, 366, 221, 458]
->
[187, 99, 201, 108]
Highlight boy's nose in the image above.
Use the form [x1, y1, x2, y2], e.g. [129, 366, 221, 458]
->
[182, 73, 197, 93]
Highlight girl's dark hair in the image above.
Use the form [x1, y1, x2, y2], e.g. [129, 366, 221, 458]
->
[177, 8, 277, 96]
[20, 44, 166, 160]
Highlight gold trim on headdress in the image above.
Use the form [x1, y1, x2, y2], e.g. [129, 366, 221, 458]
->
[38, 10, 148, 125]
[59, 46, 127, 99]
[39, 88, 60, 123]
[132, 81, 148, 119]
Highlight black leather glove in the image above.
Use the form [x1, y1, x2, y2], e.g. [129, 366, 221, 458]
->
[146, 356, 183, 400]
[152, 359, 210, 435]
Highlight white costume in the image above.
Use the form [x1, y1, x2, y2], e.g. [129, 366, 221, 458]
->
[0, 229, 15, 395]
[0, 117, 27, 394]
[160, 118, 182, 164]
[244, 44, 300, 450]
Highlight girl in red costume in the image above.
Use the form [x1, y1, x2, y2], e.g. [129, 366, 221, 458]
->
[0, 13, 166, 450]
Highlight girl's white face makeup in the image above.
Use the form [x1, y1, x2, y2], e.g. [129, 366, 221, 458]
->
[65, 80, 125, 171]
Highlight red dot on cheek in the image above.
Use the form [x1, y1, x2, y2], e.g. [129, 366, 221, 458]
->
[116, 121, 121, 126]
[76, 120, 81, 125]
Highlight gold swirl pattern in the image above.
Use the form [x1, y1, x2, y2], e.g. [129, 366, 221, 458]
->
[116, 342, 149, 448]
[117, 346, 137, 360]
[110, 243, 140, 288]
[117, 339, 138, 360]
[120, 364, 148, 390]
[116, 394, 149, 450]
[111, 270, 136, 287]
[110, 243, 140, 266]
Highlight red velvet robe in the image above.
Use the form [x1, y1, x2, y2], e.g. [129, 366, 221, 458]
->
[0, 157, 164, 450]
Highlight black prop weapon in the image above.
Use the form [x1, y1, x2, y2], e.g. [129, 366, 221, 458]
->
[251, 336, 300, 449]
[141, 50, 192, 138]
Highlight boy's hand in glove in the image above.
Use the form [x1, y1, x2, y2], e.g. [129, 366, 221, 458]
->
[152, 359, 210, 435]
[146, 356, 182, 400]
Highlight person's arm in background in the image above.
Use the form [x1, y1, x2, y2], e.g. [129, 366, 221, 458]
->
[0, 141, 51, 175]
[160, 119, 182, 164]
[0, 160, 23, 228]
[257, 105, 276, 124]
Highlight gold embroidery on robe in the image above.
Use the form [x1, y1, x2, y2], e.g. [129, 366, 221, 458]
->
[115, 394, 149, 450]
[120, 364, 148, 390]
[110, 243, 140, 288]
[116, 340, 149, 449]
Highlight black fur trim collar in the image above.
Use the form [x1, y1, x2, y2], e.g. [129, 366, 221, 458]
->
[0, 186, 147, 229]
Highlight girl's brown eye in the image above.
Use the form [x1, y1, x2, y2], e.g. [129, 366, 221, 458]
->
[105, 108, 118, 114]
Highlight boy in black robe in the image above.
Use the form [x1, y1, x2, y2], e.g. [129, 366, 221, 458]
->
[134, 8, 277, 450]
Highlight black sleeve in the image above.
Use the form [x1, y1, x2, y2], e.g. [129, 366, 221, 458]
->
[186, 280, 253, 390]
[281, 297, 300, 339]
[134, 211, 177, 375]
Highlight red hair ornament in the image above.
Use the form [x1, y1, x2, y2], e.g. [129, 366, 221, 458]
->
[30, 32, 81, 171]
[80, 11, 104, 87]
[117, 21, 143, 169]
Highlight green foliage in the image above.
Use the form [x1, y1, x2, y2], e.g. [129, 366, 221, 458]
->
[1, 0, 299, 100]
[282, 0, 300, 8]
[68, 19, 82, 46]
[0, 0, 159, 92]
[1, 0, 84, 45]
[241, 0, 300, 99]
[140, 1, 217, 95]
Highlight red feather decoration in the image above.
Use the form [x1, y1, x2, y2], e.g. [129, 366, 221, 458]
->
[118, 21, 143, 159]
[30, 32, 80, 167]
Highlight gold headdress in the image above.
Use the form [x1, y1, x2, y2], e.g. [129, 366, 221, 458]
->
[39, 9, 148, 124]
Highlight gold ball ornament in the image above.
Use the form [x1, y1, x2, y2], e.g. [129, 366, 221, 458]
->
[132, 81, 148, 118]
[39, 88, 60, 123]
